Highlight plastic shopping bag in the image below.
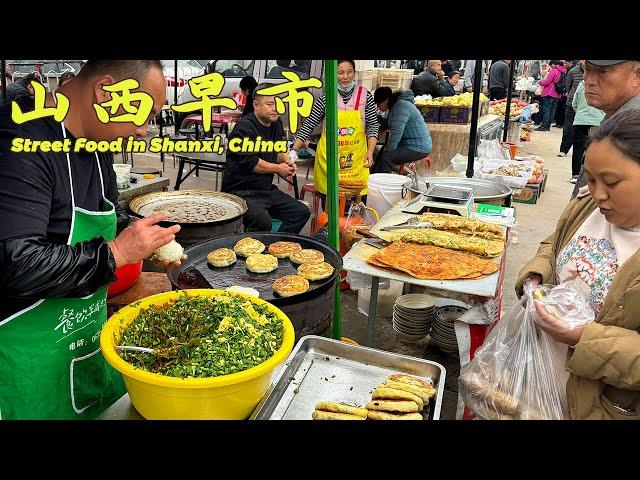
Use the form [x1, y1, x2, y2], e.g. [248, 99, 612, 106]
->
[477, 138, 511, 161]
[458, 283, 571, 419]
[531, 277, 595, 334]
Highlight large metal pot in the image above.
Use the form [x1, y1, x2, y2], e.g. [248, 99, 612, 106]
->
[402, 177, 512, 207]
[128, 190, 248, 248]
[167, 233, 343, 340]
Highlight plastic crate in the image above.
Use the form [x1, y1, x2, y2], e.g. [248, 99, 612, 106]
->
[356, 69, 375, 91]
[416, 104, 441, 123]
[439, 101, 489, 124]
[374, 68, 414, 91]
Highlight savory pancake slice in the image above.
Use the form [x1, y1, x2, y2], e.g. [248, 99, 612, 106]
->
[268, 241, 302, 258]
[387, 373, 434, 389]
[388, 228, 504, 258]
[312, 410, 366, 420]
[382, 381, 431, 404]
[233, 237, 266, 257]
[375, 241, 499, 280]
[366, 399, 420, 413]
[272, 275, 310, 297]
[207, 248, 237, 267]
[367, 411, 423, 421]
[314, 401, 368, 418]
[372, 387, 424, 411]
[419, 212, 504, 237]
[297, 261, 334, 281]
[245, 253, 278, 273]
[290, 249, 324, 265]
[367, 253, 395, 270]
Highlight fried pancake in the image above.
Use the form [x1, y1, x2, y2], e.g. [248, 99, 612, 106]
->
[367, 253, 395, 270]
[372, 387, 424, 411]
[312, 410, 366, 420]
[233, 237, 265, 257]
[207, 248, 237, 267]
[382, 381, 431, 403]
[245, 253, 278, 273]
[388, 373, 434, 389]
[374, 241, 499, 280]
[290, 249, 324, 265]
[367, 411, 423, 421]
[272, 275, 310, 297]
[365, 400, 420, 413]
[314, 401, 368, 418]
[387, 228, 504, 257]
[297, 261, 334, 281]
[268, 241, 302, 258]
[419, 212, 504, 237]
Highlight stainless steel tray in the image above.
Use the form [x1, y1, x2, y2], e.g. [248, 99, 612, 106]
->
[250, 335, 446, 420]
[425, 183, 473, 202]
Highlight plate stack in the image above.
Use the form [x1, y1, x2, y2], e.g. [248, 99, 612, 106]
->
[430, 305, 468, 353]
[392, 294, 436, 342]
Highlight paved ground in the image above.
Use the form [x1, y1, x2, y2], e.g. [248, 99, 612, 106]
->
[127, 123, 573, 419]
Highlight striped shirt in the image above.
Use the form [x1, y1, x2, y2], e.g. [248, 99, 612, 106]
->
[295, 88, 380, 142]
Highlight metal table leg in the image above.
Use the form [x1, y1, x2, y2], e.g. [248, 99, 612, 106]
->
[367, 276, 380, 346]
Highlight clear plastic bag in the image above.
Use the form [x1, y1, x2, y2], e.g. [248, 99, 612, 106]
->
[458, 283, 569, 419]
[477, 138, 511, 161]
[532, 277, 595, 333]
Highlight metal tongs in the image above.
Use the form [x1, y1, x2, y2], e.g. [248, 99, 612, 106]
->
[381, 216, 433, 231]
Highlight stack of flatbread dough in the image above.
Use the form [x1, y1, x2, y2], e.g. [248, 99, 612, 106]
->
[311, 373, 437, 420]
[368, 241, 500, 280]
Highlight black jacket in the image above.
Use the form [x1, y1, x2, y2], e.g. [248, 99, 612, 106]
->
[410, 68, 447, 98]
[0, 96, 131, 319]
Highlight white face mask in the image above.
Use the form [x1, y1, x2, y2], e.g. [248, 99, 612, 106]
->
[338, 80, 356, 93]
[377, 109, 388, 118]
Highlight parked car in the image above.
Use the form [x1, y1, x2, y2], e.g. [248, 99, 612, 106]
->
[173, 59, 324, 135]
[161, 60, 206, 104]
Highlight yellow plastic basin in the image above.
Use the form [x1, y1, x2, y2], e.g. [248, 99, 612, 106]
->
[100, 289, 295, 420]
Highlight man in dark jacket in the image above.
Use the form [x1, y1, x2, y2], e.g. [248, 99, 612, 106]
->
[559, 60, 585, 156]
[572, 60, 640, 198]
[410, 60, 447, 98]
[222, 83, 309, 233]
[0, 60, 183, 419]
[0, 73, 41, 105]
[488, 60, 511, 100]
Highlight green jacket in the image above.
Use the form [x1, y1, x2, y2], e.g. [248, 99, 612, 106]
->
[516, 193, 640, 420]
[572, 81, 606, 126]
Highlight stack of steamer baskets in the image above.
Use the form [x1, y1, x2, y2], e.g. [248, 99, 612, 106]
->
[392, 294, 436, 342]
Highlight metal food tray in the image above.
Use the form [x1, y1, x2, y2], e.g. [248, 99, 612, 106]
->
[425, 183, 473, 202]
[250, 336, 446, 420]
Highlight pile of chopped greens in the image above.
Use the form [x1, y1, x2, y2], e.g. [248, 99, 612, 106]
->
[118, 293, 283, 378]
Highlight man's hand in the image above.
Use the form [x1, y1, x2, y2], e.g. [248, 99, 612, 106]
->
[527, 273, 542, 287]
[436, 70, 445, 79]
[275, 161, 296, 178]
[151, 253, 188, 270]
[108, 214, 180, 269]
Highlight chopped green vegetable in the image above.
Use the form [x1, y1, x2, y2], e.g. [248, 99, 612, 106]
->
[117, 293, 283, 378]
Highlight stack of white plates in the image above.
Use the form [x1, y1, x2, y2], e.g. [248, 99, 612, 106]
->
[430, 305, 468, 353]
[392, 294, 436, 342]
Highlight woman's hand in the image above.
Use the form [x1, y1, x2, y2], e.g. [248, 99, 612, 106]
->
[151, 254, 188, 270]
[533, 300, 584, 346]
[365, 151, 374, 168]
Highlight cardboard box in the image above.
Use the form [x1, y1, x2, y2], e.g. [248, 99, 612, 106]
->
[439, 101, 489, 124]
[417, 104, 441, 123]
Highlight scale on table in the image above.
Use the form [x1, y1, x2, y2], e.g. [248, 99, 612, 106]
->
[402, 183, 474, 216]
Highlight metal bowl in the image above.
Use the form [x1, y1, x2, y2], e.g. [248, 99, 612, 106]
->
[402, 177, 512, 206]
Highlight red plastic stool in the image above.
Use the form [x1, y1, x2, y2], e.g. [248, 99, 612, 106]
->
[301, 183, 322, 235]
[398, 155, 431, 175]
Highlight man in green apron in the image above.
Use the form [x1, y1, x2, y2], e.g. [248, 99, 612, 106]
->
[0, 60, 183, 419]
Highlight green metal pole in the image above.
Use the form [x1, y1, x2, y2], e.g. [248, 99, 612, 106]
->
[325, 60, 341, 340]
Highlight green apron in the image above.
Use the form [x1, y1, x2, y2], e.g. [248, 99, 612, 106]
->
[0, 122, 125, 419]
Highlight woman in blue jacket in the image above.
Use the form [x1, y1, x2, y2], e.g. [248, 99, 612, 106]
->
[372, 87, 432, 173]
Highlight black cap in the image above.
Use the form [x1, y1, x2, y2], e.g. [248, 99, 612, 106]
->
[586, 60, 627, 66]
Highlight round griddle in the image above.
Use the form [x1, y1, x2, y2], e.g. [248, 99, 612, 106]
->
[168, 233, 343, 307]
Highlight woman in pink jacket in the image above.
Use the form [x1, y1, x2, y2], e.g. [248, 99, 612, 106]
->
[535, 60, 568, 131]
